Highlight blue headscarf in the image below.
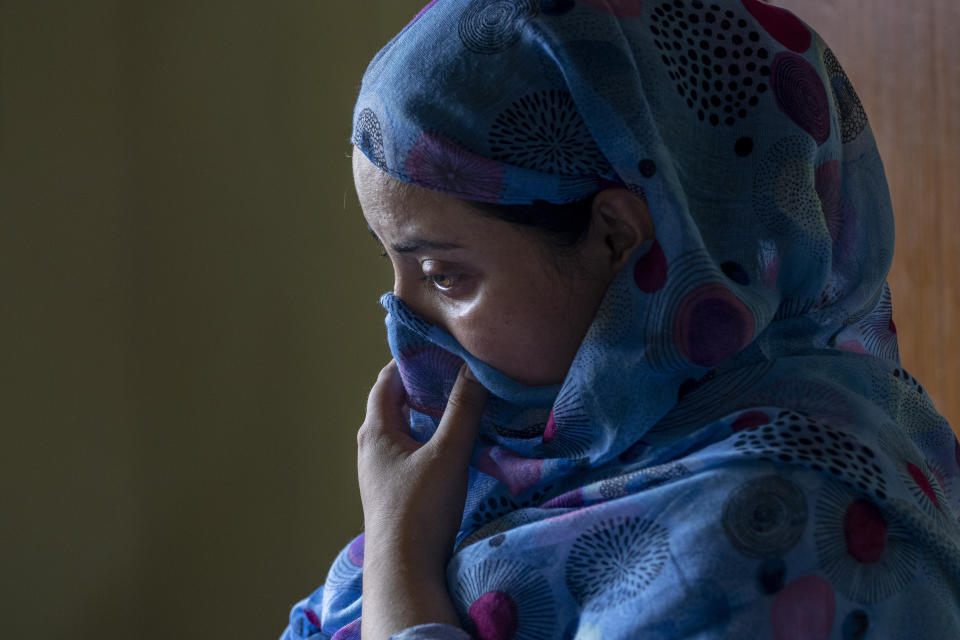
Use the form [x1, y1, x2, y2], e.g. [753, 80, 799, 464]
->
[283, 1, 960, 638]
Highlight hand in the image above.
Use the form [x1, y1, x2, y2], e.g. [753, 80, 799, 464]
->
[358, 358, 488, 569]
[357, 359, 488, 640]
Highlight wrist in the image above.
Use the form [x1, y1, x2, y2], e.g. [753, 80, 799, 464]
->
[361, 547, 461, 640]
[364, 528, 453, 579]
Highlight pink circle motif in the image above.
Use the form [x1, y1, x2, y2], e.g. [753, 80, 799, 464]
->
[843, 499, 887, 564]
[761, 246, 780, 289]
[542, 487, 584, 508]
[814, 160, 843, 247]
[581, 0, 644, 17]
[469, 591, 519, 640]
[304, 609, 321, 628]
[396, 345, 464, 419]
[543, 409, 557, 442]
[741, 0, 812, 52]
[771, 52, 831, 146]
[732, 410, 770, 432]
[906, 462, 940, 509]
[634, 238, 668, 293]
[347, 533, 365, 567]
[770, 575, 835, 640]
[405, 131, 504, 202]
[836, 340, 868, 355]
[476, 446, 544, 496]
[673, 283, 754, 367]
[331, 618, 361, 640]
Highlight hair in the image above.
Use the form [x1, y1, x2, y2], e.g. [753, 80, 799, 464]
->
[464, 196, 602, 280]
[375, 165, 599, 273]
[465, 196, 598, 252]
[382, 167, 597, 245]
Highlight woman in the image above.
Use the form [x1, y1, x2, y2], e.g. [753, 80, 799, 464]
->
[284, 1, 960, 638]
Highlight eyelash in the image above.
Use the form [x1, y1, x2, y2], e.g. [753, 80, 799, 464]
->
[421, 273, 458, 292]
[375, 247, 462, 294]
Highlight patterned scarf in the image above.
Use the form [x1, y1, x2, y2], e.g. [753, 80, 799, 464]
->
[283, 1, 960, 638]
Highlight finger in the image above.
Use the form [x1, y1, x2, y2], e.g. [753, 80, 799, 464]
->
[364, 360, 411, 436]
[430, 363, 488, 460]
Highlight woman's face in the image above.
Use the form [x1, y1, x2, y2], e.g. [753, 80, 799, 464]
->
[353, 151, 646, 386]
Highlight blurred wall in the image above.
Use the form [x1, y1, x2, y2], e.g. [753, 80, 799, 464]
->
[2, 1, 956, 639]
[3, 2, 422, 638]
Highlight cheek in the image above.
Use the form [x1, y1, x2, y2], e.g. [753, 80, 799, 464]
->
[448, 285, 587, 385]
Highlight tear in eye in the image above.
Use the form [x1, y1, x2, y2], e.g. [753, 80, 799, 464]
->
[426, 274, 458, 290]
[420, 259, 461, 292]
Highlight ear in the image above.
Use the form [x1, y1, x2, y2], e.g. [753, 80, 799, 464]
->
[591, 187, 655, 272]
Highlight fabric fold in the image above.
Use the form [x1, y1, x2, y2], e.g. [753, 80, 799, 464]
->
[282, 1, 960, 638]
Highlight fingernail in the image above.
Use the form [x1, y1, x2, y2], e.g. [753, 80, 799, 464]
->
[462, 364, 478, 382]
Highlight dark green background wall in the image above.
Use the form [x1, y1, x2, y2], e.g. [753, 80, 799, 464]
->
[3, 2, 423, 637]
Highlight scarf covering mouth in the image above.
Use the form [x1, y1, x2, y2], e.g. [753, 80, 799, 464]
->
[283, 1, 960, 638]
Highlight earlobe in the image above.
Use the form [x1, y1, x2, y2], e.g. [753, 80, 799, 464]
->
[601, 212, 635, 267]
[594, 188, 654, 272]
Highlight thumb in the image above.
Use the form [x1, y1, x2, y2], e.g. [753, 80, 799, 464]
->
[430, 363, 488, 462]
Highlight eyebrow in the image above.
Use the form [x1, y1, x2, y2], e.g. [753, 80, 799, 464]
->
[367, 225, 464, 253]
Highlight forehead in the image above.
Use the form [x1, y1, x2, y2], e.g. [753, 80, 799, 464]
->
[353, 149, 475, 238]
[354, 151, 418, 223]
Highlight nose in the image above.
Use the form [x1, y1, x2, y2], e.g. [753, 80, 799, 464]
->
[391, 275, 444, 331]
[392, 273, 426, 315]
[392, 273, 411, 303]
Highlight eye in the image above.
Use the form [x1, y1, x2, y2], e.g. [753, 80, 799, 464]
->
[422, 273, 460, 291]
[420, 259, 468, 295]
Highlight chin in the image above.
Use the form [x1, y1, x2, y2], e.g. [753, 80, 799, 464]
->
[466, 335, 573, 386]
[500, 359, 570, 387]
